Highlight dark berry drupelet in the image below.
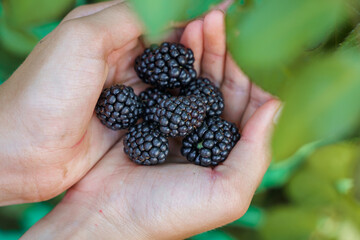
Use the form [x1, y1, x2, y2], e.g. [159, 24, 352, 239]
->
[180, 77, 224, 116]
[139, 87, 172, 122]
[151, 95, 207, 137]
[124, 122, 169, 165]
[95, 85, 143, 130]
[135, 42, 197, 88]
[181, 117, 240, 167]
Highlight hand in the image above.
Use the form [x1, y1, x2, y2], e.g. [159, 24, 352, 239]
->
[23, 9, 281, 240]
[0, 1, 146, 205]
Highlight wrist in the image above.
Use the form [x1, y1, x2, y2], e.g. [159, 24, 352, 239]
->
[22, 200, 107, 239]
[21, 194, 151, 240]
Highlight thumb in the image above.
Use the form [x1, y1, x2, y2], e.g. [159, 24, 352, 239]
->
[2, 2, 144, 149]
[219, 99, 282, 205]
[14, 1, 143, 95]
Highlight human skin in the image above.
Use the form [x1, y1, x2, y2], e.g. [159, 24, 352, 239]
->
[0, 1, 280, 239]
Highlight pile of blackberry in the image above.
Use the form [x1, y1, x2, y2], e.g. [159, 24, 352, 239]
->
[95, 42, 240, 167]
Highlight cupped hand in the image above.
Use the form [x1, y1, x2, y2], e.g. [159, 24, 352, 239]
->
[23, 9, 281, 240]
[0, 1, 147, 205]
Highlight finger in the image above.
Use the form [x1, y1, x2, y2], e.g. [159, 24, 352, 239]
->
[180, 19, 204, 74]
[87, 138, 133, 176]
[21, 2, 144, 137]
[221, 54, 251, 125]
[240, 84, 275, 129]
[201, 10, 226, 86]
[105, 39, 144, 87]
[81, 116, 127, 171]
[219, 99, 281, 202]
[62, 0, 125, 21]
[54, 2, 143, 60]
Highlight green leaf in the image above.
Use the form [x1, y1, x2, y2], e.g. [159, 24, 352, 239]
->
[229, 206, 264, 229]
[258, 141, 321, 191]
[184, 0, 222, 20]
[30, 21, 60, 40]
[260, 207, 318, 240]
[191, 230, 235, 240]
[307, 142, 359, 182]
[2, 0, 75, 27]
[272, 51, 360, 161]
[1, 71, 9, 84]
[0, 230, 22, 240]
[341, 23, 360, 50]
[130, 0, 188, 38]
[0, 204, 29, 228]
[75, 0, 87, 7]
[354, 153, 360, 201]
[0, 2, 3, 17]
[21, 203, 52, 230]
[286, 169, 339, 206]
[89, 0, 109, 2]
[335, 178, 354, 195]
[0, 20, 38, 56]
[0, 45, 24, 82]
[130, 0, 220, 39]
[226, 0, 346, 94]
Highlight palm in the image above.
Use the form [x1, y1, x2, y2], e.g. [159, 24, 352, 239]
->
[54, 38, 150, 197]
[66, 145, 233, 238]
[62, 10, 279, 239]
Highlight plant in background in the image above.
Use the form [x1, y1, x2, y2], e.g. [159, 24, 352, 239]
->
[0, 0, 360, 239]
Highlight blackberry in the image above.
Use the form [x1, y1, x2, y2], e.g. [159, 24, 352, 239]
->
[180, 77, 224, 116]
[95, 85, 143, 130]
[135, 42, 197, 88]
[124, 122, 169, 165]
[139, 87, 172, 122]
[152, 96, 206, 137]
[181, 117, 240, 167]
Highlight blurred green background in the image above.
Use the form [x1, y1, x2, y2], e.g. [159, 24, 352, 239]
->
[1, 0, 360, 239]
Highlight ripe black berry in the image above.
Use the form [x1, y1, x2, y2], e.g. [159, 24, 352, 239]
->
[180, 77, 224, 116]
[124, 122, 169, 165]
[181, 117, 240, 167]
[135, 42, 197, 88]
[151, 95, 207, 137]
[95, 85, 143, 130]
[139, 87, 172, 122]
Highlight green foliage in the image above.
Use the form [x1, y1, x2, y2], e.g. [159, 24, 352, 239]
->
[2, 0, 75, 27]
[272, 51, 360, 160]
[0, 230, 22, 240]
[0, 193, 63, 238]
[0, 0, 74, 56]
[258, 142, 360, 240]
[287, 169, 340, 206]
[260, 207, 318, 240]
[21, 204, 52, 230]
[190, 230, 235, 240]
[258, 142, 321, 191]
[229, 206, 264, 229]
[0, 19, 38, 56]
[31, 21, 60, 40]
[129, 0, 221, 39]
[226, 0, 346, 95]
[0, 44, 23, 82]
[341, 24, 360, 50]
[307, 142, 358, 182]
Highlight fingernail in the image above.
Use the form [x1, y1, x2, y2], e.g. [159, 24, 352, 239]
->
[273, 104, 283, 124]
